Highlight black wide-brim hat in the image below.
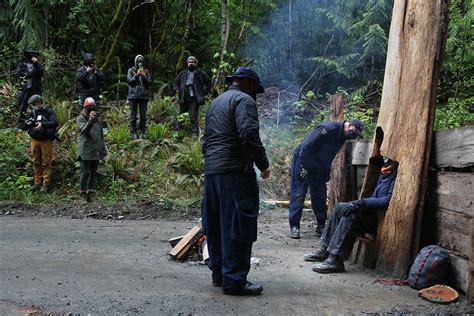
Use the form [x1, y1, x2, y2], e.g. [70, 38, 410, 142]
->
[226, 67, 264, 94]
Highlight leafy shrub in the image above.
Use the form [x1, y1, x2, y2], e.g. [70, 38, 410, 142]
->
[0, 129, 30, 181]
[173, 141, 203, 176]
[147, 122, 170, 143]
[148, 96, 178, 122]
[52, 100, 73, 126]
[435, 97, 474, 130]
[106, 124, 131, 145]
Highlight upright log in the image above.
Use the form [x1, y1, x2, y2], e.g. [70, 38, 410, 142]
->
[328, 94, 347, 213]
[362, 0, 449, 275]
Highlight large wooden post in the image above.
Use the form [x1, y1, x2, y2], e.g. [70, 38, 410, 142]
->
[327, 94, 347, 213]
[362, 0, 449, 275]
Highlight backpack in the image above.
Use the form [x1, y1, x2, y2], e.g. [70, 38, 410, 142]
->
[407, 245, 450, 290]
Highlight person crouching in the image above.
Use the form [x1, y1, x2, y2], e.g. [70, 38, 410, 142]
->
[76, 97, 107, 202]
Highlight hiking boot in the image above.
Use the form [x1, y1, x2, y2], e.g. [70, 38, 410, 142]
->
[312, 254, 345, 274]
[223, 281, 263, 296]
[80, 191, 88, 202]
[31, 183, 41, 192]
[40, 185, 50, 193]
[212, 271, 222, 287]
[132, 132, 139, 140]
[315, 223, 325, 237]
[139, 132, 145, 140]
[304, 247, 329, 262]
[86, 191, 96, 203]
[290, 226, 300, 239]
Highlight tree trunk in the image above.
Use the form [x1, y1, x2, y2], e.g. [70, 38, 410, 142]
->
[212, 0, 230, 94]
[100, 0, 132, 71]
[327, 94, 347, 213]
[360, 0, 449, 275]
[175, 0, 193, 74]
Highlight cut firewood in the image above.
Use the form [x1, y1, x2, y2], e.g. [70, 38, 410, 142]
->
[169, 226, 202, 260]
[168, 235, 185, 248]
[263, 200, 311, 208]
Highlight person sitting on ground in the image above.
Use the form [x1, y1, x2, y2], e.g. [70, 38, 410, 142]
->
[305, 157, 398, 274]
[76, 97, 107, 203]
[19, 95, 58, 193]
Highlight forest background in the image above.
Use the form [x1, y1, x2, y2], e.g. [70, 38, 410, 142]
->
[0, 0, 472, 208]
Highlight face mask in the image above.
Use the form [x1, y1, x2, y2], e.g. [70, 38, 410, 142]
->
[32, 105, 41, 111]
[138, 62, 143, 68]
[345, 129, 358, 140]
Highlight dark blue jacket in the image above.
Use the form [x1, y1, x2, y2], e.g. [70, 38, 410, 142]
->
[294, 121, 346, 180]
[360, 169, 398, 210]
[202, 85, 269, 176]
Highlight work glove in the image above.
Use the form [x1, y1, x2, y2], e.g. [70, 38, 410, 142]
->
[297, 165, 308, 182]
[341, 201, 359, 217]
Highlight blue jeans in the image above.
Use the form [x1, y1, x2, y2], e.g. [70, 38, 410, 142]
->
[202, 173, 259, 292]
[288, 153, 327, 228]
[321, 202, 377, 260]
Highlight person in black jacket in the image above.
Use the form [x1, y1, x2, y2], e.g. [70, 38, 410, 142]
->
[127, 54, 153, 139]
[288, 120, 364, 239]
[16, 47, 43, 113]
[76, 53, 105, 108]
[173, 56, 212, 137]
[201, 67, 270, 296]
[19, 95, 58, 193]
[308, 158, 398, 273]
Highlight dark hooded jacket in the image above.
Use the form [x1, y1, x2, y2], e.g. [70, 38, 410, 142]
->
[293, 121, 347, 181]
[202, 85, 269, 175]
[359, 167, 398, 211]
[127, 55, 153, 100]
[173, 68, 211, 105]
[16, 58, 43, 93]
[21, 104, 58, 140]
[76, 53, 106, 99]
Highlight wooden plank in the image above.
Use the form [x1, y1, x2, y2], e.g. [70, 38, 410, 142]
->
[362, 0, 450, 276]
[168, 235, 185, 248]
[169, 226, 201, 260]
[431, 126, 474, 168]
[430, 171, 474, 217]
[328, 94, 347, 213]
[450, 251, 469, 293]
[432, 208, 471, 256]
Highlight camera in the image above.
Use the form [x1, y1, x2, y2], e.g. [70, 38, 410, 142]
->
[25, 117, 36, 126]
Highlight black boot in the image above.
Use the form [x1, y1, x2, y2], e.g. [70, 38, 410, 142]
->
[290, 226, 300, 239]
[315, 223, 325, 237]
[304, 246, 329, 262]
[312, 254, 345, 274]
[212, 271, 222, 287]
[223, 281, 263, 296]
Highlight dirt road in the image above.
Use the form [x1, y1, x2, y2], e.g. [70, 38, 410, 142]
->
[0, 208, 471, 315]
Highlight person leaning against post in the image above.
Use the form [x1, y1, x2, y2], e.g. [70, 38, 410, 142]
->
[18, 95, 58, 193]
[127, 54, 153, 140]
[76, 97, 107, 203]
[201, 66, 270, 296]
